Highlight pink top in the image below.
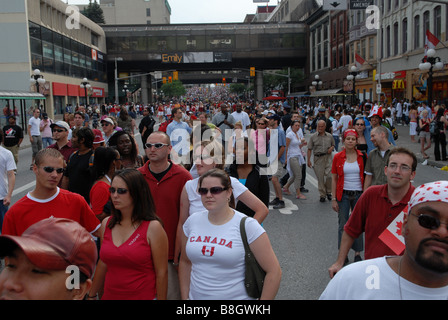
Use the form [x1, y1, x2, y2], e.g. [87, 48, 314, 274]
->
[100, 220, 156, 300]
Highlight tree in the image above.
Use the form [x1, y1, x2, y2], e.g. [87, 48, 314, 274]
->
[263, 68, 305, 93]
[82, 0, 105, 24]
[161, 81, 186, 98]
[229, 83, 247, 96]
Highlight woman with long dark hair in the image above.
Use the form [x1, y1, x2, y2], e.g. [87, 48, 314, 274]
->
[88, 169, 168, 300]
[432, 106, 448, 161]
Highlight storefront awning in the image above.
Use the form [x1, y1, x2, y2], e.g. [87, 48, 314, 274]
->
[310, 88, 345, 97]
[0, 90, 46, 100]
[287, 91, 310, 98]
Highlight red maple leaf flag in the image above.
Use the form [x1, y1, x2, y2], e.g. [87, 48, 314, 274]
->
[355, 53, 366, 69]
[378, 206, 407, 255]
[425, 30, 440, 56]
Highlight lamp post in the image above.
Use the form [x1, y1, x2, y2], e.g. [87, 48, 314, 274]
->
[123, 85, 129, 104]
[114, 57, 123, 104]
[419, 48, 444, 108]
[312, 74, 323, 90]
[29, 69, 46, 109]
[346, 66, 360, 106]
[80, 78, 91, 106]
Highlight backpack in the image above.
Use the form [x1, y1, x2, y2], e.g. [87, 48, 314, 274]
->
[382, 119, 398, 140]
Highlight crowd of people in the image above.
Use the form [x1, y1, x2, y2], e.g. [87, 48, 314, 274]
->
[0, 86, 448, 300]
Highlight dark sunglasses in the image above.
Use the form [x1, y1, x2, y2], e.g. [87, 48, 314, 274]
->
[41, 166, 65, 174]
[198, 186, 228, 196]
[411, 213, 448, 230]
[52, 129, 65, 133]
[145, 143, 169, 149]
[109, 187, 128, 195]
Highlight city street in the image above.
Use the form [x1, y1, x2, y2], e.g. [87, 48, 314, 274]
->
[8, 119, 448, 299]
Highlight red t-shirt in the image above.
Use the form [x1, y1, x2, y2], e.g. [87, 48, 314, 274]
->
[2, 188, 100, 236]
[344, 184, 415, 259]
[90, 181, 110, 216]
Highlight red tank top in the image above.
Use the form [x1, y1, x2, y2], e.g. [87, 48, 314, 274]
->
[100, 220, 156, 300]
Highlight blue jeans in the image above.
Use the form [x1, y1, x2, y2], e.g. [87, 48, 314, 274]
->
[42, 137, 53, 148]
[0, 200, 8, 233]
[337, 191, 364, 253]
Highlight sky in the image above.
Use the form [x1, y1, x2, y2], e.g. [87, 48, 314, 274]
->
[66, 0, 277, 24]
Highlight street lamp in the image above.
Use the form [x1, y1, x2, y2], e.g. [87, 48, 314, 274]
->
[312, 74, 323, 90]
[419, 48, 444, 108]
[123, 85, 129, 103]
[30, 69, 46, 108]
[114, 57, 123, 104]
[80, 78, 91, 106]
[346, 65, 360, 106]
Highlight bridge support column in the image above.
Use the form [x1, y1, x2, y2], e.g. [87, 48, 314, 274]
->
[255, 71, 263, 101]
[141, 74, 150, 105]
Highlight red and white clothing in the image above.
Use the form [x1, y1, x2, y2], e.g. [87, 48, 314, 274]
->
[344, 184, 415, 259]
[331, 149, 365, 201]
[183, 210, 265, 300]
[100, 220, 157, 300]
[2, 187, 100, 236]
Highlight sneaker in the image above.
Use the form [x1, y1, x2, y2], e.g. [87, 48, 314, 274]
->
[269, 197, 280, 206]
[273, 200, 285, 209]
[320, 197, 326, 202]
[300, 187, 309, 193]
[354, 255, 363, 262]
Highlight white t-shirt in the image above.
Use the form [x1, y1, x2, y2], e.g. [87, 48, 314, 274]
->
[185, 176, 248, 216]
[183, 210, 265, 300]
[320, 256, 448, 300]
[28, 117, 41, 136]
[0, 146, 16, 199]
[231, 111, 251, 131]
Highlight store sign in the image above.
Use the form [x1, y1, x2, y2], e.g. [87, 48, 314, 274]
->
[91, 87, 105, 97]
[161, 52, 232, 64]
[375, 70, 406, 81]
[350, 0, 374, 9]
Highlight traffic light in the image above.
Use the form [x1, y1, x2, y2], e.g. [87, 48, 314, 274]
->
[250, 67, 255, 77]
[168, 76, 172, 83]
[173, 71, 178, 81]
[162, 77, 167, 84]
[222, 77, 226, 84]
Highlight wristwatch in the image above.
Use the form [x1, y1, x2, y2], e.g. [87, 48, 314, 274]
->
[332, 198, 337, 201]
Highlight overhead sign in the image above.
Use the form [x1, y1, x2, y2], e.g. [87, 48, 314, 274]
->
[161, 52, 232, 64]
[323, 0, 348, 10]
[350, 0, 374, 9]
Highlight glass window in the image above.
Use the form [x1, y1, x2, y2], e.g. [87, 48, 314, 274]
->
[79, 54, 86, 68]
[43, 57, 54, 73]
[30, 38, 42, 55]
[64, 49, 72, 64]
[414, 15, 420, 49]
[41, 27, 53, 43]
[54, 46, 63, 62]
[63, 36, 71, 50]
[393, 22, 398, 55]
[402, 18, 407, 53]
[55, 60, 64, 75]
[434, 6, 441, 40]
[72, 52, 79, 66]
[42, 41, 54, 59]
[28, 21, 41, 39]
[53, 32, 62, 47]
[31, 54, 43, 71]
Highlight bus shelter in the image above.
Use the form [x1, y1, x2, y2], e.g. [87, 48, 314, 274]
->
[0, 90, 46, 134]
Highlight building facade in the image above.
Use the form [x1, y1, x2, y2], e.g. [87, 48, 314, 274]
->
[0, 0, 108, 124]
[77, 0, 171, 25]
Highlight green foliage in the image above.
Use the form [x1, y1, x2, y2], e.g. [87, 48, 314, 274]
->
[161, 80, 186, 98]
[82, 0, 105, 24]
[229, 83, 247, 95]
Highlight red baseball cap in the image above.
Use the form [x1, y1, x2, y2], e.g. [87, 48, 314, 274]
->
[92, 129, 105, 144]
[0, 218, 97, 278]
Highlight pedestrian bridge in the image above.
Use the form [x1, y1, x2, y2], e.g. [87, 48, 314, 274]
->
[104, 22, 308, 83]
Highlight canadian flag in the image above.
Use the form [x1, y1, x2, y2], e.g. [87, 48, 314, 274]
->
[202, 246, 215, 257]
[378, 206, 407, 255]
[355, 53, 366, 69]
[424, 30, 440, 55]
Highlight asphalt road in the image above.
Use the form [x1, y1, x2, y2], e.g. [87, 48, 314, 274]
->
[7, 117, 448, 300]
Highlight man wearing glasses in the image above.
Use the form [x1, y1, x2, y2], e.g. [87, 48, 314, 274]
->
[48, 121, 77, 164]
[138, 131, 192, 299]
[321, 180, 448, 299]
[100, 117, 117, 145]
[327, 147, 416, 278]
[2, 148, 99, 237]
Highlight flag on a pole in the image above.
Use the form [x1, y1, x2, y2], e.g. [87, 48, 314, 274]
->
[355, 53, 366, 69]
[424, 30, 440, 56]
[378, 206, 407, 255]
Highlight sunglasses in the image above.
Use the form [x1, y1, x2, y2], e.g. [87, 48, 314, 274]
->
[145, 143, 169, 149]
[410, 213, 448, 230]
[109, 187, 128, 195]
[198, 186, 228, 196]
[52, 129, 65, 133]
[41, 166, 65, 174]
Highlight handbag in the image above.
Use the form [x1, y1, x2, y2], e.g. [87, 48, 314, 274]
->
[240, 216, 266, 298]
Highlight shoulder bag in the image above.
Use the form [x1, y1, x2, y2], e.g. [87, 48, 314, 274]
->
[240, 216, 266, 299]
